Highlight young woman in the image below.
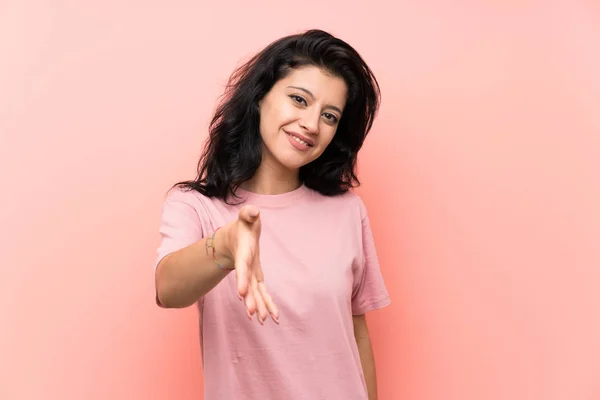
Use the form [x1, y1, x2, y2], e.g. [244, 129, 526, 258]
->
[154, 29, 390, 400]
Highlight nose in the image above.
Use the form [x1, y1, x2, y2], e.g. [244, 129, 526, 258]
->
[299, 109, 320, 135]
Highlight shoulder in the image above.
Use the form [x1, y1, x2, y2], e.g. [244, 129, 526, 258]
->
[163, 185, 219, 208]
[160, 185, 228, 222]
[159, 185, 236, 239]
[164, 185, 191, 201]
[307, 187, 369, 221]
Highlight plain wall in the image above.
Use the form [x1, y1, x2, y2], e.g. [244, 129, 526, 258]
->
[1, 1, 599, 399]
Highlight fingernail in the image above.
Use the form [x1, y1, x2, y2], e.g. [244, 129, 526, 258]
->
[247, 310, 252, 320]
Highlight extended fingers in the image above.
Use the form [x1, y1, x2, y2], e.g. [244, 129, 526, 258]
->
[251, 276, 269, 324]
[235, 248, 251, 298]
[239, 205, 260, 224]
[257, 282, 279, 324]
[253, 256, 279, 323]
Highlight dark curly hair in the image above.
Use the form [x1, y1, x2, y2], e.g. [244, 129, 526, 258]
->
[174, 29, 381, 202]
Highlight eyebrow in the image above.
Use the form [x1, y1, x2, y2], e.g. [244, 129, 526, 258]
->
[287, 86, 343, 115]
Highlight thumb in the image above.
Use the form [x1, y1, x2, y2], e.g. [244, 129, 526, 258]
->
[239, 205, 260, 223]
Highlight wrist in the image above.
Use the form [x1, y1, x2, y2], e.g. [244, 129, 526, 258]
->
[215, 223, 235, 269]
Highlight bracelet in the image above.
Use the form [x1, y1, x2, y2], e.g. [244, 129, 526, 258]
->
[206, 227, 235, 271]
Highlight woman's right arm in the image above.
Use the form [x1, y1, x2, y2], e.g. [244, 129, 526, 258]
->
[155, 204, 278, 323]
[155, 222, 234, 308]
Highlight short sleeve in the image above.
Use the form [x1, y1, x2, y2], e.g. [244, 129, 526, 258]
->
[351, 202, 391, 315]
[154, 188, 205, 270]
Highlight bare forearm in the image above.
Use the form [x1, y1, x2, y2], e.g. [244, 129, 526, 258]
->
[359, 341, 378, 400]
[354, 314, 378, 400]
[155, 225, 233, 308]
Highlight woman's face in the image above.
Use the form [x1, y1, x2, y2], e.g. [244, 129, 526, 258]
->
[258, 65, 348, 174]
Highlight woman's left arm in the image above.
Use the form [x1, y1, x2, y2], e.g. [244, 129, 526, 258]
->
[353, 314, 378, 400]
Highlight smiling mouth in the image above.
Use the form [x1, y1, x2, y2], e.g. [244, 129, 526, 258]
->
[285, 130, 314, 147]
[289, 134, 313, 147]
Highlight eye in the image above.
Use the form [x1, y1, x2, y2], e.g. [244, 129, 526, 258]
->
[290, 95, 307, 106]
[322, 112, 339, 124]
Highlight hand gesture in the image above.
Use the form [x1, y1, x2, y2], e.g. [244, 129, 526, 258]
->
[225, 205, 279, 324]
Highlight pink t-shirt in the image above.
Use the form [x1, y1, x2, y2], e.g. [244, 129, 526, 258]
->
[154, 184, 390, 400]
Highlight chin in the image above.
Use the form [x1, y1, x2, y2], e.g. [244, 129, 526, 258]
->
[275, 152, 317, 171]
[277, 158, 309, 171]
[263, 139, 324, 171]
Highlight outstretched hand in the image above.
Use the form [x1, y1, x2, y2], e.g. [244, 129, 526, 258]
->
[226, 205, 279, 324]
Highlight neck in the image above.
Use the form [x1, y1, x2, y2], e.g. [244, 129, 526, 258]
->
[240, 159, 301, 195]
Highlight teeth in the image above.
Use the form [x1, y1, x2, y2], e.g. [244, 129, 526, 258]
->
[292, 135, 309, 146]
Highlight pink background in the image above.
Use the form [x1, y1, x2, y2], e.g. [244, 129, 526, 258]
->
[1, 1, 599, 399]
